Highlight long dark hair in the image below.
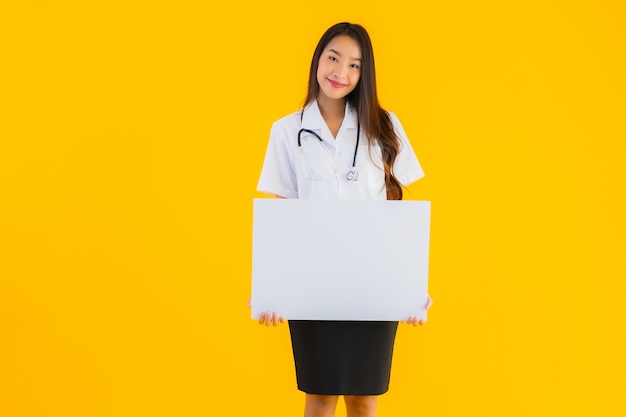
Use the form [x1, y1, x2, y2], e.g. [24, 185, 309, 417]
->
[304, 22, 404, 200]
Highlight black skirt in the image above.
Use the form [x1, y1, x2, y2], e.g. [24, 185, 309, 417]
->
[288, 320, 398, 395]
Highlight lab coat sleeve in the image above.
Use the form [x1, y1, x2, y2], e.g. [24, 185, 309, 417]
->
[257, 121, 299, 198]
[389, 112, 425, 186]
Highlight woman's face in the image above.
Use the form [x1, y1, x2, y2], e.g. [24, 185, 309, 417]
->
[316, 35, 362, 101]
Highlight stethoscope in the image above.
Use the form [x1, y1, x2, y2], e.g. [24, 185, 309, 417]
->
[297, 111, 360, 182]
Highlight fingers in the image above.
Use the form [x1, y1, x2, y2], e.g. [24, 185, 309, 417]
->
[258, 311, 284, 327]
[401, 295, 434, 327]
[401, 316, 426, 326]
[271, 312, 285, 326]
[258, 311, 272, 326]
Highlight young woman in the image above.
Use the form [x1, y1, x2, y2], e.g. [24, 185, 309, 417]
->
[255, 22, 433, 417]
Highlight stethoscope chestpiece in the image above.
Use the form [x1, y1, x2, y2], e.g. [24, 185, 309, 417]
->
[346, 168, 359, 182]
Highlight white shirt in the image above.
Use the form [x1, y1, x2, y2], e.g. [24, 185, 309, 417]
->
[257, 100, 424, 200]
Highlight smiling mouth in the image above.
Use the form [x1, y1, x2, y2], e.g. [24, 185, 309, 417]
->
[327, 79, 347, 88]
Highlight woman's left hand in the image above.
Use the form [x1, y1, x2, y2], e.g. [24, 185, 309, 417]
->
[402, 295, 433, 326]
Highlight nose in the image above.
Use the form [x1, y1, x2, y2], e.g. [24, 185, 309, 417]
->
[334, 63, 350, 80]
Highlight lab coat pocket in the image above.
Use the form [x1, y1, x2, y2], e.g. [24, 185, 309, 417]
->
[297, 136, 338, 181]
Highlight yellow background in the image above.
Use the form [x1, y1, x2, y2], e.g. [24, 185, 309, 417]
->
[1, 1, 625, 416]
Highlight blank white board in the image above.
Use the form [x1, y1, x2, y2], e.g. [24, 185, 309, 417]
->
[251, 199, 431, 321]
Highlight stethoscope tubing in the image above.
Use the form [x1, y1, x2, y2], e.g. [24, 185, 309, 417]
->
[297, 114, 361, 182]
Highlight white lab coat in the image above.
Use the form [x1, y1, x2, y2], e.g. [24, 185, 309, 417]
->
[258, 100, 424, 199]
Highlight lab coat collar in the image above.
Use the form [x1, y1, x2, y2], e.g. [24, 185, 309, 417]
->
[301, 100, 358, 131]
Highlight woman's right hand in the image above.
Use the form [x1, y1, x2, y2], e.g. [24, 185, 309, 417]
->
[258, 310, 285, 327]
[248, 298, 285, 327]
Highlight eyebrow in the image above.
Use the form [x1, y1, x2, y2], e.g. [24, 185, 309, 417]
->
[329, 48, 362, 61]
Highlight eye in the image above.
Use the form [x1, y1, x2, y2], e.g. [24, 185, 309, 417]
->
[351, 63, 360, 69]
[329, 55, 338, 62]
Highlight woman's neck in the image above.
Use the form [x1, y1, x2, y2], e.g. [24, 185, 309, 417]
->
[317, 96, 345, 122]
[317, 96, 346, 138]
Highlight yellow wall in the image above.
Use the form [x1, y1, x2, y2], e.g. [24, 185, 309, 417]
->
[1, 1, 625, 416]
